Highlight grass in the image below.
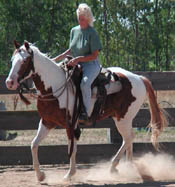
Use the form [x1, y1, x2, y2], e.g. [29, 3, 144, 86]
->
[0, 128, 108, 146]
[133, 127, 175, 142]
[0, 94, 37, 111]
[0, 126, 174, 147]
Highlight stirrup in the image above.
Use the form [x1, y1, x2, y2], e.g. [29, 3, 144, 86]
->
[78, 112, 88, 122]
[78, 112, 91, 125]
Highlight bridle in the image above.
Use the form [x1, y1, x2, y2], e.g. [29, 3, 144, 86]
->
[14, 48, 34, 105]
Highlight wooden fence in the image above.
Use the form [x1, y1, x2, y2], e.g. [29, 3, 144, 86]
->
[0, 72, 175, 165]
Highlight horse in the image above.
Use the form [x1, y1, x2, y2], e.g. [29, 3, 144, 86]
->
[6, 40, 167, 182]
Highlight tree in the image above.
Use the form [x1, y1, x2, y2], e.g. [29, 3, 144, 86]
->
[1, 0, 175, 74]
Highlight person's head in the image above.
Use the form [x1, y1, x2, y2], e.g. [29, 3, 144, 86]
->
[76, 3, 94, 28]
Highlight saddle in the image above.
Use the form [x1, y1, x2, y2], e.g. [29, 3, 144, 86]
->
[62, 56, 119, 125]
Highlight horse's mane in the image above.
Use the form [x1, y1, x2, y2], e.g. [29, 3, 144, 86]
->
[31, 45, 64, 71]
[31, 45, 66, 69]
[30, 45, 51, 60]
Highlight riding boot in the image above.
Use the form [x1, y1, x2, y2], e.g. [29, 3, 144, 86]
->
[78, 106, 91, 125]
[79, 111, 89, 123]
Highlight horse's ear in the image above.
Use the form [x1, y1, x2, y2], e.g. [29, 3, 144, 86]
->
[14, 40, 20, 49]
[24, 40, 30, 50]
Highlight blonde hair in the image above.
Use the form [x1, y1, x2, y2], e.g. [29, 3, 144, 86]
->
[76, 3, 94, 27]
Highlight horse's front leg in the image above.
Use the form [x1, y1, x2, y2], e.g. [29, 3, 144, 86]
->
[31, 120, 50, 182]
[64, 138, 77, 180]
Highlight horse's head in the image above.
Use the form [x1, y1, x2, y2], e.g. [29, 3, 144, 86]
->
[6, 40, 34, 90]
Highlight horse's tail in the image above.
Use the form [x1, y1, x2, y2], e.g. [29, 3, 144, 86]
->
[141, 76, 168, 150]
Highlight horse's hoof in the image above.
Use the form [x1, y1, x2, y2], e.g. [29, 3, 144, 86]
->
[63, 174, 72, 181]
[37, 171, 45, 182]
[63, 170, 76, 181]
[110, 167, 118, 174]
[63, 175, 71, 181]
[140, 174, 154, 181]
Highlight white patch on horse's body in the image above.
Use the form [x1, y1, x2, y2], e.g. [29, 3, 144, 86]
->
[31, 46, 75, 114]
[108, 67, 147, 120]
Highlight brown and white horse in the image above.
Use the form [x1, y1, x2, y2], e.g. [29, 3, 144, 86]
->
[6, 41, 167, 182]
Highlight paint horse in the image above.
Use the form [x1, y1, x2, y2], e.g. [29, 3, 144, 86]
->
[6, 41, 167, 182]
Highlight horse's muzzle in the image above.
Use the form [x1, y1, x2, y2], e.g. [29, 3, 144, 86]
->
[6, 78, 19, 90]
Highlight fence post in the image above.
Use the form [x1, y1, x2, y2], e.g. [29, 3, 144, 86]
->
[0, 101, 17, 140]
[0, 101, 6, 111]
[0, 101, 7, 140]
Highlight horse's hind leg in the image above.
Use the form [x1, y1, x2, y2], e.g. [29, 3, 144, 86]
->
[110, 117, 134, 173]
[31, 120, 50, 182]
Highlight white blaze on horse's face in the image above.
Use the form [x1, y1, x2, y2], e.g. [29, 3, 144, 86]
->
[6, 46, 30, 90]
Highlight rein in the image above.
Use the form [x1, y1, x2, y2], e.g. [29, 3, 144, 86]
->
[17, 51, 75, 103]
[37, 66, 75, 100]
[27, 66, 75, 102]
[17, 49, 34, 105]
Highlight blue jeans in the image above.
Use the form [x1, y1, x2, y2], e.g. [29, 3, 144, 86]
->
[80, 59, 101, 116]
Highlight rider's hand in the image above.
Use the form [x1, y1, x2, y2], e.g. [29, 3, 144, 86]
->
[67, 57, 79, 67]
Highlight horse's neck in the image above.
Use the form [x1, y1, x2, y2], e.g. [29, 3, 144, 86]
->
[33, 49, 66, 91]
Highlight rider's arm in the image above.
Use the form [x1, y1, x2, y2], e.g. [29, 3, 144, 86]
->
[67, 50, 99, 67]
[52, 48, 71, 62]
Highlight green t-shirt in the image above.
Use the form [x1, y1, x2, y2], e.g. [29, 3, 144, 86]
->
[69, 25, 102, 58]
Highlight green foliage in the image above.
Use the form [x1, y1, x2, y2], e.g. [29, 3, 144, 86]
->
[0, 0, 175, 74]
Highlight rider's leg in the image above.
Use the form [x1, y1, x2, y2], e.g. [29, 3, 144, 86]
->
[79, 60, 100, 122]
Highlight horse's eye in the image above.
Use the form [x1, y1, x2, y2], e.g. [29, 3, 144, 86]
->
[18, 49, 21, 52]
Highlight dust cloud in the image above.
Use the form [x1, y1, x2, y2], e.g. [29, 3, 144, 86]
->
[134, 153, 175, 181]
[44, 152, 175, 185]
[79, 153, 175, 184]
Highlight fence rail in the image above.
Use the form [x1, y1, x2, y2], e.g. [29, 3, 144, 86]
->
[0, 72, 175, 165]
[0, 108, 175, 131]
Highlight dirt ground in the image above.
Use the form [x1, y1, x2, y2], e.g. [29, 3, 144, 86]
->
[0, 166, 175, 187]
[1, 153, 175, 187]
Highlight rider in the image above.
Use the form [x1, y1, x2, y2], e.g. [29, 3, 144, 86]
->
[52, 3, 102, 123]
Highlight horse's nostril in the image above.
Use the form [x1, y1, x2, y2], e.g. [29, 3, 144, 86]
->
[6, 79, 14, 88]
